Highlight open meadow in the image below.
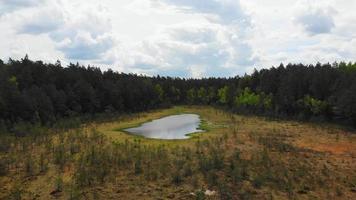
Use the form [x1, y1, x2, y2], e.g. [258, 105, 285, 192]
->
[0, 106, 355, 199]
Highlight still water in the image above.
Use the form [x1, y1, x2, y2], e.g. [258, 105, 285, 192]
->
[124, 114, 203, 139]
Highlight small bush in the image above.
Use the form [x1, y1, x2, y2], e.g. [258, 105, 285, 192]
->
[54, 175, 63, 192]
[67, 183, 81, 200]
[9, 184, 23, 200]
[24, 155, 35, 176]
[171, 169, 183, 185]
[39, 153, 48, 173]
[195, 190, 206, 200]
[0, 157, 8, 176]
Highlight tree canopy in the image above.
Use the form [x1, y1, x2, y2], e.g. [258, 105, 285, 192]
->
[1, 57, 356, 132]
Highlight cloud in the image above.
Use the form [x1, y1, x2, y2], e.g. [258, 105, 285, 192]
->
[100, 0, 257, 78]
[57, 32, 114, 60]
[17, 7, 64, 34]
[294, 2, 336, 35]
[3, 0, 355, 78]
[114, 21, 257, 77]
[49, 3, 115, 61]
[244, 0, 356, 70]
[6, 0, 257, 77]
[14, 0, 115, 61]
[159, 0, 250, 26]
[0, 0, 43, 15]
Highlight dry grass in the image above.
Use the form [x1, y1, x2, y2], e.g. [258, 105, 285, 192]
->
[0, 106, 355, 199]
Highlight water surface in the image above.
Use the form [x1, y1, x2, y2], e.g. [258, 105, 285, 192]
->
[124, 114, 203, 139]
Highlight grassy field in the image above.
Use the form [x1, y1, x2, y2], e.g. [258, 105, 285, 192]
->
[0, 106, 355, 200]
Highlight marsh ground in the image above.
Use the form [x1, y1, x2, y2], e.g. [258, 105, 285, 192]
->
[0, 106, 355, 199]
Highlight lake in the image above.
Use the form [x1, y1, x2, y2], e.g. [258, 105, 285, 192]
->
[124, 114, 203, 139]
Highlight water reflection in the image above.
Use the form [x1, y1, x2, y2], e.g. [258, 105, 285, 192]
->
[124, 114, 203, 139]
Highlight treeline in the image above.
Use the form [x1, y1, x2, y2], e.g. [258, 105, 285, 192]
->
[1, 56, 356, 131]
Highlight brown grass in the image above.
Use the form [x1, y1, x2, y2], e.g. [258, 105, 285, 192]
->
[0, 106, 355, 200]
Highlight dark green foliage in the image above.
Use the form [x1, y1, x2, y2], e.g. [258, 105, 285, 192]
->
[218, 86, 229, 105]
[297, 95, 330, 119]
[187, 88, 197, 104]
[197, 141, 225, 173]
[171, 169, 183, 185]
[252, 175, 265, 189]
[0, 57, 356, 128]
[195, 190, 206, 200]
[53, 143, 66, 170]
[74, 144, 112, 187]
[134, 160, 142, 175]
[54, 175, 63, 192]
[228, 150, 249, 184]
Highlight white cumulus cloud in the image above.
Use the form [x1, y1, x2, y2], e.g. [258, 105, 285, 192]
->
[294, 1, 336, 35]
[13, 0, 116, 62]
[0, 0, 355, 77]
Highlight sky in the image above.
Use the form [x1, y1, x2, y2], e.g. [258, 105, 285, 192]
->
[0, 0, 355, 78]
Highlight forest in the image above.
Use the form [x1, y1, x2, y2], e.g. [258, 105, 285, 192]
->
[1, 56, 356, 134]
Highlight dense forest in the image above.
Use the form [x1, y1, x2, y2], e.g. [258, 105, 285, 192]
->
[1, 56, 356, 133]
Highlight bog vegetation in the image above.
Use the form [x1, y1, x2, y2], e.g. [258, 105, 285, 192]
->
[0, 106, 355, 199]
